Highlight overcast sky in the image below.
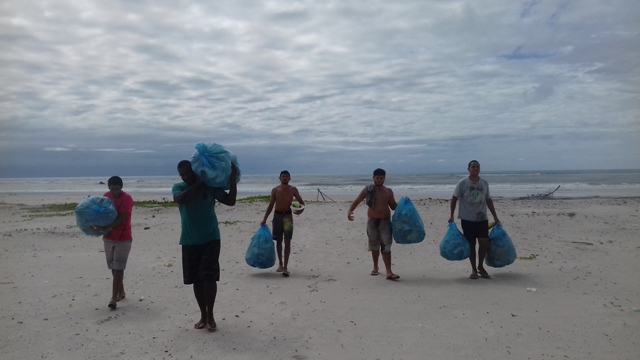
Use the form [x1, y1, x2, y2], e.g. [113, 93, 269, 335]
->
[1, 1, 639, 178]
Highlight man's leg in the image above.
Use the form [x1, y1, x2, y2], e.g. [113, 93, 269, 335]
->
[109, 270, 124, 309]
[462, 220, 481, 279]
[204, 281, 218, 328]
[273, 214, 285, 272]
[193, 282, 218, 329]
[276, 240, 284, 271]
[113, 269, 126, 301]
[282, 238, 291, 276]
[282, 215, 294, 276]
[381, 251, 394, 278]
[199, 241, 220, 330]
[193, 281, 208, 329]
[477, 238, 490, 278]
[467, 237, 478, 279]
[367, 219, 381, 275]
[379, 219, 398, 280]
[371, 250, 380, 274]
[109, 240, 131, 306]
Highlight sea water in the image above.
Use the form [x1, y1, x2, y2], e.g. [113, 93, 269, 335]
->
[1, 169, 639, 200]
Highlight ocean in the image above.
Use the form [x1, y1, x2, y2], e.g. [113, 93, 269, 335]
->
[1, 169, 639, 200]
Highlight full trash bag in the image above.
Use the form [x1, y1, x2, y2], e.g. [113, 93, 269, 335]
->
[391, 197, 426, 244]
[485, 224, 517, 268]
[191, 142, 241, 189]
[439, 222, 470, 261]
[75, 196, 118, 237]
[245, 225, 276, 269]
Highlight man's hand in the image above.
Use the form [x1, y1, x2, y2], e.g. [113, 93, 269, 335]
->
[347, 211, 354, 221]
[90, 225, 110, 233]
[193, 174, 203, 188]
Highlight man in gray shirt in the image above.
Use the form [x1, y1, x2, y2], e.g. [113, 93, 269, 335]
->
[449, 160, 501, 279]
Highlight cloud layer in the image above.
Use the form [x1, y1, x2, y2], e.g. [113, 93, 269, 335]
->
[1, 1, 639, 177]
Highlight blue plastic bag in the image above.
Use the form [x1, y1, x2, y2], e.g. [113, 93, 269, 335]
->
[439, 222, 470, 261]
[391, 197, 426, 244]
[74, 196, 118, 237]
[191, 142, 241, 189]
[245, 225, 276, 269]
[485, 224, 517, 268]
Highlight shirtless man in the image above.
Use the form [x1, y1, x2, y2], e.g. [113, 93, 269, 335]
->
[260, 170, 305, 277]
[347, 168, 400, 280]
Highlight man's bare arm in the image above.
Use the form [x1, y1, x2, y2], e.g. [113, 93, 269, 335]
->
[215, 164, 238, 206]
[293, 188, 305, 206]
[293, 188, 305, 215]
[486, 198, 500, 224]
[260, 188, 277, 225]
[173, 177, 203, 204]
[347, 188, 367, 221]
[387, 188, 398, 210]
[448, 196, 458, 222]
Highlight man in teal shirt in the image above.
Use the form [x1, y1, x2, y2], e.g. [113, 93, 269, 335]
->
[172, 160, 237, 331]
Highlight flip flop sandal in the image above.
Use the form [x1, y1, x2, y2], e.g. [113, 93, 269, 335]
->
[194, 320, 207, 329]
[207, 320, 217, 331]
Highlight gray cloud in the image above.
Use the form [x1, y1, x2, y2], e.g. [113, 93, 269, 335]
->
[1, 0, 639, 178]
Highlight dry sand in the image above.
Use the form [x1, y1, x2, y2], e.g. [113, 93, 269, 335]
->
[0, 194, 638, 360]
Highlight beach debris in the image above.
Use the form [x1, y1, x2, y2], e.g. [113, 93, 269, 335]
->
[164, 262, 173, 267]
[139, 296, 145, 301]
[521, 185, 561, 200]
[527, 287, 537, 292]
[144, 227, 151, 230]
[316, 188, 335, 202]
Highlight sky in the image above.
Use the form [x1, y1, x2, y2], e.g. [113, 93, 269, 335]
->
[1, 1, 639, 178]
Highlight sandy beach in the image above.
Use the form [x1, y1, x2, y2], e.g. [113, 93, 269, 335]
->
[0, 194, 638, 360]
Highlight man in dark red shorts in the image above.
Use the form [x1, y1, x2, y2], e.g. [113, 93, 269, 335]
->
[260, 170, 305, 277]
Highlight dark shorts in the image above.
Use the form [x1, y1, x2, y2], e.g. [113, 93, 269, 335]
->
[181, 240, 221, 284]
[461, 219, 489, 242]
[272, 211, 294, 242]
